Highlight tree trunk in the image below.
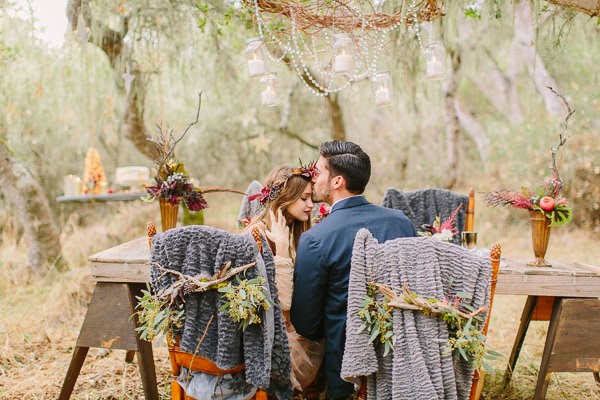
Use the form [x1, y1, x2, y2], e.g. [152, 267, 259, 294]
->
[0, 142, 64, 271]
[441, 49, 462, 189]
[325, 94, 346, 141]
[513, 0, 565, 117]
[67, 0, 156, 160]
[548, 0, 600, 16]
[454, 98, 490, 163]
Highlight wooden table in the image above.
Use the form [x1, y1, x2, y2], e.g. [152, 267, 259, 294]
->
[497, 259, 600, 399]
[59, 239, 600, 399]
[58, 238, 157, 400]
[56, 192, 146, 203]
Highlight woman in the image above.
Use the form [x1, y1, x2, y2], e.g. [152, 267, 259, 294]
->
[244, 164, 324, 397]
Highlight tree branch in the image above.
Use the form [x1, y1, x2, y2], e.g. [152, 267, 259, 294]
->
[547, 86, 575, 190]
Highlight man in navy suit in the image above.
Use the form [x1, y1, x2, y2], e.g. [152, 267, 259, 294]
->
[291, 140, 417, 400]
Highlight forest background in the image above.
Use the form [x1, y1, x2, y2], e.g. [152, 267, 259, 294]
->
[0, 0, 599, 398]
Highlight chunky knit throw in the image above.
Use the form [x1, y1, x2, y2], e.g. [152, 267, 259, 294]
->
[381, 188, 469, 245]
[342, 230, 491, 400]
[237, 180, 264, 225]
[150, 225, 292, 400]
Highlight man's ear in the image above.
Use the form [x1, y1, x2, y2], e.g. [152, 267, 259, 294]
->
[331, 175, 345, 190]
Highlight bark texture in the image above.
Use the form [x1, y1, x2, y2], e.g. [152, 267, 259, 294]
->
[67, 0, 156, 159]
[441, 49, 462, 189]
[0, 142, 64, 271]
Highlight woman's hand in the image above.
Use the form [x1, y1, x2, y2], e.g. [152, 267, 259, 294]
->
[265, 208, 290, 258]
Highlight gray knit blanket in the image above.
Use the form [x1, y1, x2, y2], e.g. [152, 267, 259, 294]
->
[237, 180, 264, 226]
[342, 230, 491, 400]
[381, 188, 469, 245]
[150, 225, 292, 400]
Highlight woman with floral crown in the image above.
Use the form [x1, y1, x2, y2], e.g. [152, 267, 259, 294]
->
[244, 163, 324, 398]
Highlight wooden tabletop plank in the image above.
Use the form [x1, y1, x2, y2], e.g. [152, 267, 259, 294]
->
[89, 237, 149, 264]
[56, 192, 146, 203]
[88, 239, 600, 297]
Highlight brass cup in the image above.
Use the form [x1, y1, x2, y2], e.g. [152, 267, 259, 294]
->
[461, 231, 478, 249]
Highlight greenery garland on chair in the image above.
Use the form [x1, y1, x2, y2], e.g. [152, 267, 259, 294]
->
[357, 282, 500, 370]
[133, 260, 272, 342]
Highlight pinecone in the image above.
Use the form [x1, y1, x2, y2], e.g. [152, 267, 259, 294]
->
[147, 222, 157, 249]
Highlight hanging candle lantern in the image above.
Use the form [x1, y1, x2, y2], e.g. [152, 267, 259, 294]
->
[372, 72, 392, 105]
[425, 40, 446, 80]
[260, 73, 279, 107]
[333, 33, 355, 74]
[246, 37, 267, 77]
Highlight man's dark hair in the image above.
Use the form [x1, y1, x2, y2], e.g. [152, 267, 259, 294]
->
[319, 140, 371, 194]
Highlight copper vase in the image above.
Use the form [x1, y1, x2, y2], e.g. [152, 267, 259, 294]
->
[159, 198, 179, 232]
[527, 210, 551, 267]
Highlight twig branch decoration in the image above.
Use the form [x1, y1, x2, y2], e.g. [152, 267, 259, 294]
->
[245, 0, 444, 35]
[377, 282, 487, 321]
[152, 260, 258, 305]
[150, 91, 203, 177]
[546, 86, 575, 191]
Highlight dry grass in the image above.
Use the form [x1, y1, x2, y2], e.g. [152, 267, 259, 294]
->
[0, 195, 599, 399]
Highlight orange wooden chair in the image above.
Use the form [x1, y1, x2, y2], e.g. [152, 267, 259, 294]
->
[147, 223, 268, 400]
[469, 243, 501, 400]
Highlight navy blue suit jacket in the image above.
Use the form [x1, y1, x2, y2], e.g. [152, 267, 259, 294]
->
[290, 196, 416, 398]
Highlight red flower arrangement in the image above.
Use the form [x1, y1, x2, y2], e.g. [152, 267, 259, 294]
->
[486, 87, 575, 228]
[144, 166, 208, 212]
[418, 204, 462, 242]
[485, 174, 572, 227]
[143, 93, 244, 213]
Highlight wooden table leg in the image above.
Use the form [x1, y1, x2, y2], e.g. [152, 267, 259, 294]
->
[503, 296, 538, 386]
[533, 298, 563, 399]
[58, 282, 159, 399]
[125, 350, 136, 363]
[128, 283, 159, 400]
[58, 346, 89, 400]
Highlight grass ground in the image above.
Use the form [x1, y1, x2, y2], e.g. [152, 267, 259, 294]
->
[0, 195, 598, 399]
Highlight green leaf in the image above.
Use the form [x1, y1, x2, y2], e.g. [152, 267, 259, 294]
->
[456, 291, 473, 299]
[458, 345, 469, 361]
[357, 323, 367, 334]
[369, 328, 380, 344]
[383, 341, 391, 357]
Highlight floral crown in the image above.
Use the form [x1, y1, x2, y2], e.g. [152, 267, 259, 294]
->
[249, 161, 316, 206]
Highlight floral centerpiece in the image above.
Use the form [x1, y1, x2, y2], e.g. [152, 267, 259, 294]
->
[485, 177, 572, 227]
[142, 93, 243, 231]
[144, 157, 208, 212]
[418, 204, 462, 242]
[485, 87, 575, 267]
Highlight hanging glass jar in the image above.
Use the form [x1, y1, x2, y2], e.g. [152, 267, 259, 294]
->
[332, 33, 355, 74]
[259, 73, 279, 107]
[245, 37, 267, 77]
[425, 40, 446, 80]
[372, 71, 392, 105]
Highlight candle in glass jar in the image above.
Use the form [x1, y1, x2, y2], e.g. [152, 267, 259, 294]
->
[261, 86, 278, 106]
[248, 55, 266, 77]
[334, 53, 354, 73]
[426, 58, 445, 80]
[375, 86, 391, 105]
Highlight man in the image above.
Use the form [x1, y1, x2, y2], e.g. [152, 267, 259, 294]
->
[291, 140, 417, 400]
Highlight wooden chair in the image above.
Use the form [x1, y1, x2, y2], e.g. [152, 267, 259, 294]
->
[147, 223, 268, 400]
[381, 187, 475, 245]
[379, 189, 501, 399]
[469, 242, 502, 400]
